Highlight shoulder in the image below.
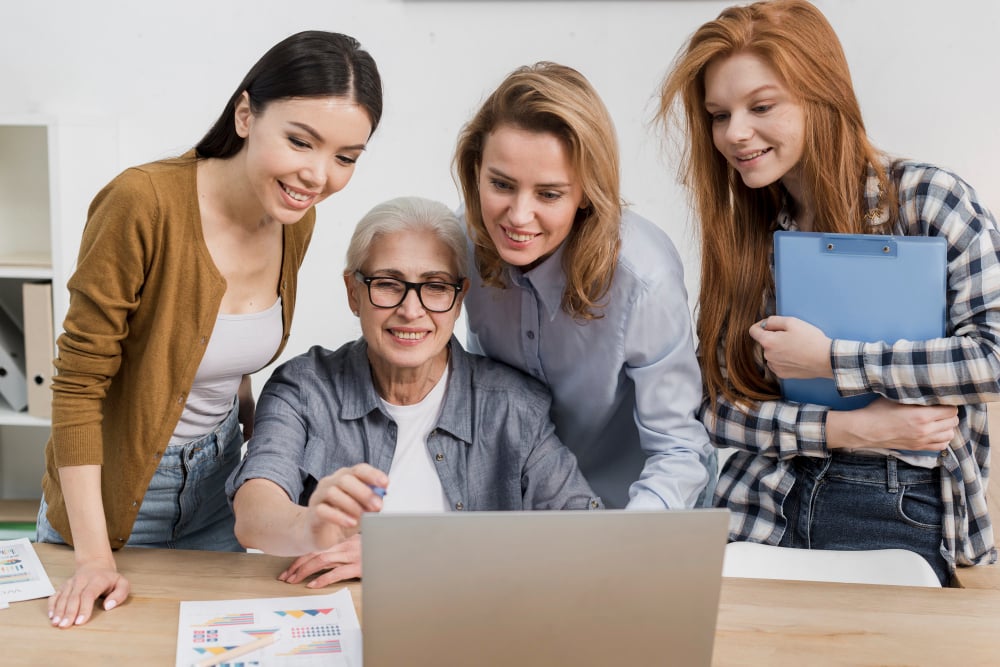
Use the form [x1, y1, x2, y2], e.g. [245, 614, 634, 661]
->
[270, 342, 355, 383]
[892, 159, 997, 239]
[90, 156, 196, 216]
[615, 209, 686, 291]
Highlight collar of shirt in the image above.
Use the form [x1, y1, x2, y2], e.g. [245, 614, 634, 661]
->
[338, 337, 475, 445]
[505, 241, 567, 322]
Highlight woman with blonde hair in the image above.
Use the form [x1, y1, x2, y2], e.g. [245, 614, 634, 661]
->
[658, 0, 999, 583]
[457, 62, 713, 509]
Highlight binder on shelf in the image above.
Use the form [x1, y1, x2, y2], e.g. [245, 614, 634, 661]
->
[774, 231, 947, 410]
[22, 281, 54, 419]
[0, 297, 27, 412]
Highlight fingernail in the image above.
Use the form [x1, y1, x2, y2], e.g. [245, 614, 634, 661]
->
[51, 616, 61, 625]
[48, 610, 53, 619]
[104, 599, 117, 611]
[59, 618, 71, 628]
[75, 615, 86, 625]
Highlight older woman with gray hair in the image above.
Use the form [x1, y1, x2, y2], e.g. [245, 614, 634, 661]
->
[227, 196, 601, 587]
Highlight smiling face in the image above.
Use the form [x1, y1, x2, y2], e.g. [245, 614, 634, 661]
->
[346, 229, 466, 386]
[704, 51, 806, 198]
[236, 94, 372, 225]
[477, 125, 585, 271]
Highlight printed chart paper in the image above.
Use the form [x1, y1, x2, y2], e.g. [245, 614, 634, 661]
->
[176, 588, 360, 667]
[0, 538, 55, 604]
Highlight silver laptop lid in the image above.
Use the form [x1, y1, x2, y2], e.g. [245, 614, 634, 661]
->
[362, 509, 729, 667]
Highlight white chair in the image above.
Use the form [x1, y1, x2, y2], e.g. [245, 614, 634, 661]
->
[722, 541, 942, 587]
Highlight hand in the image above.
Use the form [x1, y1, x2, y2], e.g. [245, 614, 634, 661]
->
[748, 315, 833, 379]
[827, 398, 959, 452]
[47, 557, 130, 629]
[303, 463, 388, 551]
[278, 534, 362, 588]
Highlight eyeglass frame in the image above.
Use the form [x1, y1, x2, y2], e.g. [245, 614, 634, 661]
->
[354, 271, 465, 313]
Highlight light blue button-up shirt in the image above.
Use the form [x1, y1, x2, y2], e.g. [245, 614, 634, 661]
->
[465, 209, 713, 509]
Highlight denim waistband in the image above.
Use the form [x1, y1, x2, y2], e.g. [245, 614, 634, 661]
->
[794, 452, 940, 489]
[163, 399, 241, 458]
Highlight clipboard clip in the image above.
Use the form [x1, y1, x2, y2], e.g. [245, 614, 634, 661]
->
[821, 234, 897, 258]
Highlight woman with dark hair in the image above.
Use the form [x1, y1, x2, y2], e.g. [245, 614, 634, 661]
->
[38, 30, 382, 627]
[456, 62, 714, 510]
[658, 0, 999, 583]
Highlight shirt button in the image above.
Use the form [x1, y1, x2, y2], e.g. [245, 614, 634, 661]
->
[526, 330, 535, 340]
[435, 453, 444, 462]
[200, 336, 207, 345]
[131, 501, 139, 507]
[590, 500, 600, 509]
[939, 450, 948, 458]
[455, 502, 464, 510]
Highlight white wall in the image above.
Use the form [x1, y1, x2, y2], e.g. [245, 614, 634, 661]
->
[2, 0, 998, 391]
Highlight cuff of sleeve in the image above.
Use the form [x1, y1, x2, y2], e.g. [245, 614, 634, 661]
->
[831, 339, 874, 397]
[50, 425, 105, 467]
[626, 488, 670, 510]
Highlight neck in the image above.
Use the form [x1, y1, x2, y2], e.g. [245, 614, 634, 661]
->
[198, 154, 274, 232]
[780, 169, 815, 232]
[370, 346, 450, 406]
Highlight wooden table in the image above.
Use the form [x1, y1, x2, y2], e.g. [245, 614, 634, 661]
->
[4, 543, 1000, 666]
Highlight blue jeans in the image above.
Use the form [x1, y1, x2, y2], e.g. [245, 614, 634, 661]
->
[779, 453, 948, 585]
[37, 402, 244, 552]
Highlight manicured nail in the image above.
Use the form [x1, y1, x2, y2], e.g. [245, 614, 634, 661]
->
[48, 610, 53, 619]
[51, 616, 61, 625]
[59, 618, 71, 628]
[104, 599, 117, 611]
[75, 615, 86, 625]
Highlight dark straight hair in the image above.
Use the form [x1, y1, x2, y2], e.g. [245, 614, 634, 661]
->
[196, 30, 383, 159]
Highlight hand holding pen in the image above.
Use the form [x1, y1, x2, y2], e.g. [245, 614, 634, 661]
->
[303, 463, 388, 550]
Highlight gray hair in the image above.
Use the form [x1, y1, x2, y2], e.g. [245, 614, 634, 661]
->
[344, 196, 469, 278]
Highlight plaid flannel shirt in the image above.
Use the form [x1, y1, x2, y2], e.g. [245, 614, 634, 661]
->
[703, 158, 1000, 570]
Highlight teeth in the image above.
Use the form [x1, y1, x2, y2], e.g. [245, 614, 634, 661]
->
[505, 229, 535, 242]
[281, 183, 311, 202]
[392, 330, 427, 340]
[738, 149, 769, 161]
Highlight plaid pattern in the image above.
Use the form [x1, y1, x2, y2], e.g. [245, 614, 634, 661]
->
[703, 159, 1000, 570]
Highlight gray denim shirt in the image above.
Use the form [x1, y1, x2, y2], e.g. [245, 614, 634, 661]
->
[227, 337, 602, 511]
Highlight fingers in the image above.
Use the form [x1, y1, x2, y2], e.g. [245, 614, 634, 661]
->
[48, 579, 103, 628]
[312, 465, 389, 529]
[280, 536, 362, 586]
[307, 560, 362, 588]
[103, 576, 131, 612]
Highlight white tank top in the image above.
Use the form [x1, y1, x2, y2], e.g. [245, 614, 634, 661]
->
[170, 297, 283, 443]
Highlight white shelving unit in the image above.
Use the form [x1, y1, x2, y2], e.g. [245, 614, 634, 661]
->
[0, 117, 118, 502]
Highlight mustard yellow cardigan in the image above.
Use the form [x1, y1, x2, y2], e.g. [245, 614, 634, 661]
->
[41, 154, 315, 547]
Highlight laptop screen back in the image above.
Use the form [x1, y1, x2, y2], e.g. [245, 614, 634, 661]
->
[362, 509, 729, 667]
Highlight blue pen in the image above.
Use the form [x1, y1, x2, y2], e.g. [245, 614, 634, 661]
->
[368, 485, 387, 498]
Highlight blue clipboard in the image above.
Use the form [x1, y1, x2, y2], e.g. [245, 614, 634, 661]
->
[773, 231, 947, 411]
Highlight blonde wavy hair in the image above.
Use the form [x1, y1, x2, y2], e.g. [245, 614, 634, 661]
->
[454, 62, 622, 320]
[657, 0, 894, 405]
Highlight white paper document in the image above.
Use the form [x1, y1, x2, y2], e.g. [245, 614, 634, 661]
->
[176, 588, 361, 667]
[0, 538, 55, 605]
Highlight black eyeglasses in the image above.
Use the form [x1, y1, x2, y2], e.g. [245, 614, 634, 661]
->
[355, 272, 464, 313]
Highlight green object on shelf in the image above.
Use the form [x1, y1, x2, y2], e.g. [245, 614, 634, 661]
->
[0, 521, 36, 541]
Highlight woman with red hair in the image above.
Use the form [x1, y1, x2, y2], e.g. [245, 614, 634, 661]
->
[658, 0, 999, 583]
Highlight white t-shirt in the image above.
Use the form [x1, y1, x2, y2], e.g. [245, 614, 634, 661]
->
[377, 366, 450, 513]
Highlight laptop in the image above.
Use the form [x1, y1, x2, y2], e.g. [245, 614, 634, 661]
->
[361, 509, 730, 667]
